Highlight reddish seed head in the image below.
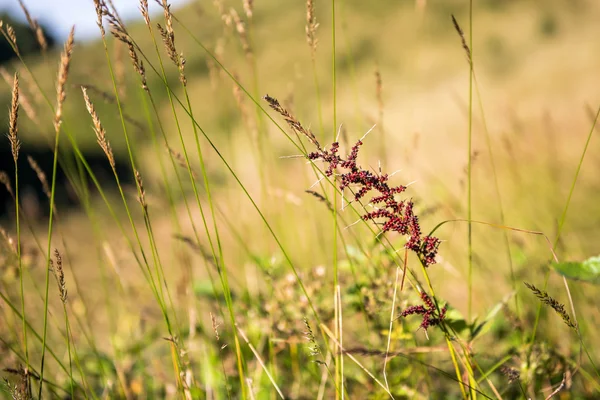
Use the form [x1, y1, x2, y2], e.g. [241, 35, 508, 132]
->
[307, 135, 440, 268]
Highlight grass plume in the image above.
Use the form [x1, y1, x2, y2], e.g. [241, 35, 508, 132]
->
[524, 282, 576, 330]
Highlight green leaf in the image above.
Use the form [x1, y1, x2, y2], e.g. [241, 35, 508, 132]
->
[470, 292, 514, 340]
[552, 255, 600, 284]
[444, 306, 469, 335]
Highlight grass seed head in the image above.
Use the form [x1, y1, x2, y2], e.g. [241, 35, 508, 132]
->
[306, 0, 319, 56]
[524, 282, 576, 330]
[8, 72, 20, 163]
[451, 14, 471, 63]
[82, 87, 116, 169]
[54, 27, 75, 133]
[17, 0, 47, 52]
[0, 171, 14, 199]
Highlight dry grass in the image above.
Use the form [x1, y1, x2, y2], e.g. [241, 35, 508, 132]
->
[81, 86, 116, 168]
[1, 1, 600, 398]
[53, 27, 75, 132]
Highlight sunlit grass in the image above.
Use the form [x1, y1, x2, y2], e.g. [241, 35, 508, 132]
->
[1, 0, 600, 398]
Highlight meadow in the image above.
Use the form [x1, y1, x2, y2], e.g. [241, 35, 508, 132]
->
[1, 0, 600, 398]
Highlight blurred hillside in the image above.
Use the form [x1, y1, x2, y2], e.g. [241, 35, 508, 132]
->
[2, 0, 599, 231]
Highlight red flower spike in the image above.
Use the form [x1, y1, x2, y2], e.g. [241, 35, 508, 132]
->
[307, 137, 440, 267]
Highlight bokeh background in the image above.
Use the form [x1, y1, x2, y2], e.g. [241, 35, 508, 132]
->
[1, 0, 600, 398]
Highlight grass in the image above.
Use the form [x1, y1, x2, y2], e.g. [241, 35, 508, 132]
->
[1, 0, 600, 398]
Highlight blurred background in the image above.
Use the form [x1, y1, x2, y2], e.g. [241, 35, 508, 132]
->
[1, 0, 600, 397]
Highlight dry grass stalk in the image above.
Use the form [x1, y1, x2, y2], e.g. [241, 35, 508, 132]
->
[212, 0, 231, 28]
[155, 1, 187, 85]
[263, 94, 321, 150]
[82, 87, 116, 169]
[105, 12, 149, 92]
[232, 74, 255, 136]
[93, 0, 107, 37]
[134, 169, 148, 212]
[27, 156, 51, 200]
[54, 27, 75, 133]
[167, 146, 197, 179]
[5, 24, 20, 54]
[111, 28, 148, 91]
[76, 84, 116, 104]
[0, 227, 17, 254]
[156, 24, 187, 86]
[210, 312, 221, 342]
[8, 72, 21, 163]
[50, 249, 67, 303]
[0, 172, 14, 199]
[243, 0, 254, 19]
[3, 365, 32, 399]
[524, 282, 576, 330]
[305, 190, 333, 212]
[17, 0, 48, 52]
[306, 0, 319, 57]
[77, 84, 146, 130]
[105, 0, 124, 26]
[450, 15, 471, 63]
[140, 0, 151, 26]
[1, 67, 37, 124]
[230, 8, 252, 61]
[19, 67, 43, 105]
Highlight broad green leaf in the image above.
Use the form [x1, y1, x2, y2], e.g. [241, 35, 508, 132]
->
[471, 292, 515, 341]
[552, 255, 600, 284]
[444, 306, 469, 335]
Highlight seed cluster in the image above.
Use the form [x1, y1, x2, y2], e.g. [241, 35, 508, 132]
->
[399, 291, 447, 331]
[307, 138, 441, 267]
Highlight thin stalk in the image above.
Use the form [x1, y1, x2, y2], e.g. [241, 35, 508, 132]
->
[38, 88, 63, 399]
[467, 0, 474, 322]
[59, 302, 75, 399]
[446, 336, 468, 400]
[182, 84, 248, 396]
[472, 75, 518, 319]
[14, 148, 29, 376]
[331, 1, 342, 398]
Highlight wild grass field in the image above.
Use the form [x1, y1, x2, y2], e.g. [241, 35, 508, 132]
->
[1, 0, 600, 398]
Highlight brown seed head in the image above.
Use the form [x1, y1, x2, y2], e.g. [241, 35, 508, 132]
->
[0, 227, 17, 254]
[8, 72, 20, 162]
[27, 156, 51, 200]
[51, 249, 67, 303]
[140, 0, 151, 26]
[451, 15, 471, 63]
[230, 8, 251, 60]
[82, 87, 116, 169]
[263, 94, 321, 150]
[0, 22, 20, 55]
[524, 282, 576, 330]
[166, 145, 197, 179]
[134, 169, 147, 212]
[93, 0, 106, 37]
[17, 0, 47, 52]
[243, 0, 253, 19]
[0, 171, 14, 199]
[306, 0, 319, 56]
[1, 67, 37, 124]
[54, 27, 75, 133]
[210, 312, 220, 342]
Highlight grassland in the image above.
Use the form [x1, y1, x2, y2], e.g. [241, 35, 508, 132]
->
[1, 0, 600, 398]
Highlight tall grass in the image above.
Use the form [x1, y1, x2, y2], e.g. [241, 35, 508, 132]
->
[1, 1, 600, 399]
